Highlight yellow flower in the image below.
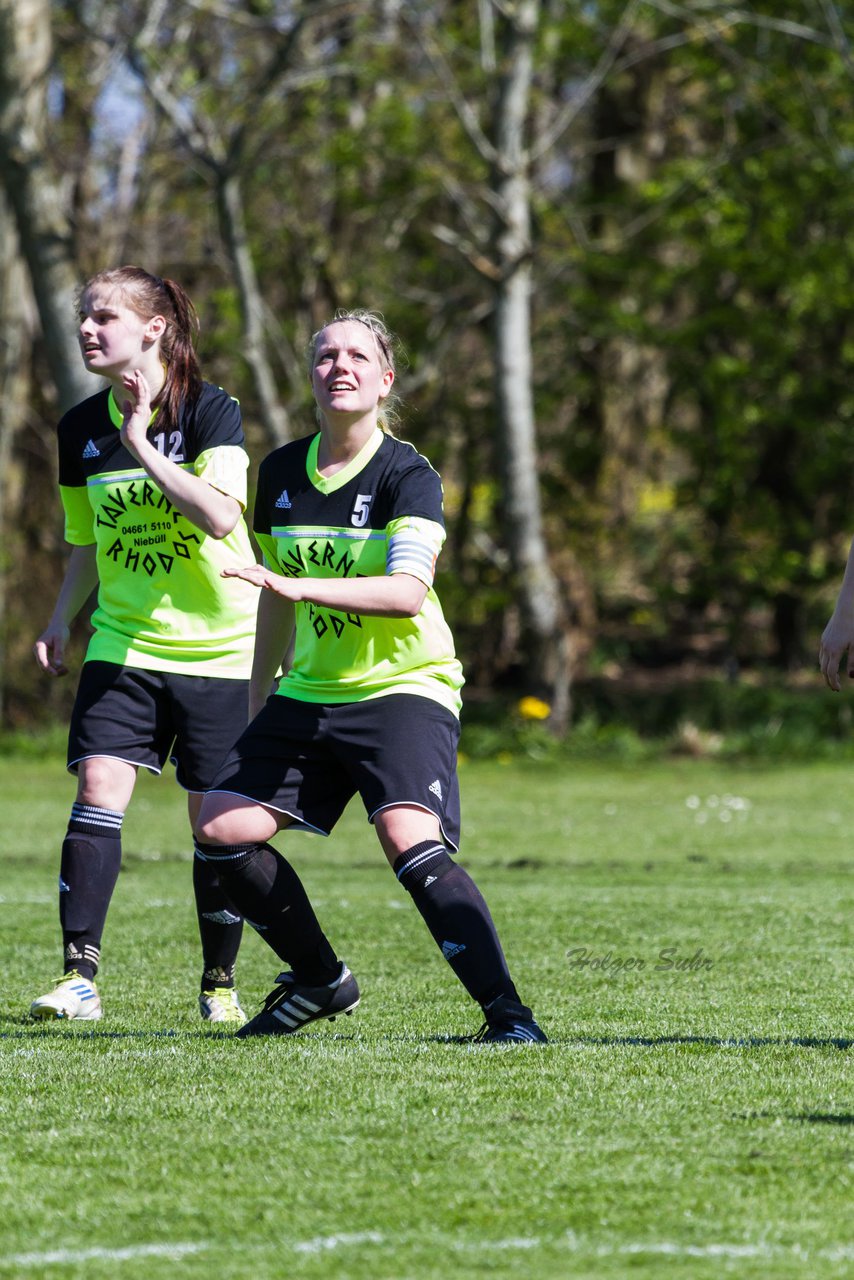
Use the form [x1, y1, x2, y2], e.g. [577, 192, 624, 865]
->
[517, 696, 551, 721]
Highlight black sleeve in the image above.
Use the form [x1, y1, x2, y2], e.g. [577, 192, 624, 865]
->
[389, 452, 446, 529]
[56, 412, 85, 488]
[186, 384, 245, 457]
[253, 452, 275, 539]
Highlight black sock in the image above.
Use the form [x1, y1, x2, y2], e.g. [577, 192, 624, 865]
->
[394, 841, 519, 1008]
[194, 842, 340, 985]
[192, 856, 244, 991]
[59, 803, 124, 981]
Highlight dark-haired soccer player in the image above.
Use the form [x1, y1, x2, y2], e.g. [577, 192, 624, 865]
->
[31, 266, 258, 1025]
[195, 309, 546, 1043]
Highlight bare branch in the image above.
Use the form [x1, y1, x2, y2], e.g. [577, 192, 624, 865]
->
[533, 0, 836, 162]
[479, 0, 496, 72]
[531, 0, 645, 161]
[440, 175, 493, 245]
[431, 223, 503, 280]
[226, 9, 309, 163]
[817, 0, 854, 74]
[645, 1, 832, 50]
[177, 0, 361, 32]
[127, 28, 227, 170]
[404, 13, 499, 167]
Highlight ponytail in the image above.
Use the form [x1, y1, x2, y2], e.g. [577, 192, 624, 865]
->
[158, 277, 202, 428]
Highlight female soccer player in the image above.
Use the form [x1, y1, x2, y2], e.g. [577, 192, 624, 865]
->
[194, 309, 546, 1043]
[31, 266, 258, 1025]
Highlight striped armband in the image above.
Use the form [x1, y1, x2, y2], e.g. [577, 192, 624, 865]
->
[386, 517, 444, 587]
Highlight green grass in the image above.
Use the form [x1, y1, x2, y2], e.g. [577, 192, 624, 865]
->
[0, 755, 851, 1279]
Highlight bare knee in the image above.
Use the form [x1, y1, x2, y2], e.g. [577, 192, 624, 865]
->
[195, 794, 282, 846]
[374, 805, 443, 867]
[76, 757, 138, 810]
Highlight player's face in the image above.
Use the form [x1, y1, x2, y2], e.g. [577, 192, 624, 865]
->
[311, 321, 394, 423]
[77, 288, 159, 377]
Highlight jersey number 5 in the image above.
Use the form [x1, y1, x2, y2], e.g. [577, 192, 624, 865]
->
[351, 493, 373, 527]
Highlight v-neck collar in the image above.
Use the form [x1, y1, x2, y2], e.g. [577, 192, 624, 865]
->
[306, 428, 384, 493]
[107, 388, 159, 429]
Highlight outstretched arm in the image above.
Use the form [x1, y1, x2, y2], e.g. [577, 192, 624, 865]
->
[119, 369, 241, 539]
[222, 563, 429, 619]
[820, 536, 854, 691]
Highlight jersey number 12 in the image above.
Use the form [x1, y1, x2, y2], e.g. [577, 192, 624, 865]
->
[153, 431, 185, 462]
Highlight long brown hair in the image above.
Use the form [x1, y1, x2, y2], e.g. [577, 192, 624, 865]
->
[78, 266, 202, 428]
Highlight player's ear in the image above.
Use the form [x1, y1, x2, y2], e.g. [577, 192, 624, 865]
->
[144, 314, 167, 343]
[378, 369, 394, 400]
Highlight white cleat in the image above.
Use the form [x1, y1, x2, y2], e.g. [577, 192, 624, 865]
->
[30, 972, 102, 1021]
[199, 987, 247, 1025]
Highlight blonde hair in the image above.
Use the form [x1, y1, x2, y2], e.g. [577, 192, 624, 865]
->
[308, 308, 404, 433]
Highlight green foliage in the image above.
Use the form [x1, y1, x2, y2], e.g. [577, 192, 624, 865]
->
[8, 0, 854, 727]
[456, 676, 854, 764]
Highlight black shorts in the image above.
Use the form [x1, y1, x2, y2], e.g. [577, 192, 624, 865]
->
[207, 693, 462, 850]
[68, 661, 250, 792]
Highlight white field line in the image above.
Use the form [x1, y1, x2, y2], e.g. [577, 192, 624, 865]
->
[4, 1243, 206, 1267]
[5, 1234, 853, 1268]
[618, 1242, 785, 1258]
[294, 1232, 385, 1254]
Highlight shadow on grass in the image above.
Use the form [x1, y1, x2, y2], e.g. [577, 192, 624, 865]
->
[572, 1034, 852, 1049]
[0, 1024, 364, 1043]
[0, 1026, 179, 1040]
[2, 1025, 851, 1050]
[735, 1109, 854, 1125]
[791, 1112, 854, 1125]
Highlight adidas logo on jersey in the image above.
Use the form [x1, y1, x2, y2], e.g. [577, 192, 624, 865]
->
[429, 779, 443, 801]
[82, 439, 100, 458]
[275, 490, 292, 509]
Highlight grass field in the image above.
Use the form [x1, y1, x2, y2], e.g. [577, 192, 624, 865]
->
[0, 753, 851, 1279]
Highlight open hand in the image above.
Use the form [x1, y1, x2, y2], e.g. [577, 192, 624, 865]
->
[33, 622, 71, 677]
[819, 614, 854, 691]
[222, 564, 301, 600]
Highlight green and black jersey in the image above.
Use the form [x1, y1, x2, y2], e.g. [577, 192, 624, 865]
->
[57, 382, 257, 677]
[254, 428, 464, 716]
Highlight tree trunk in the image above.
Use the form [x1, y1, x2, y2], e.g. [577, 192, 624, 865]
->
[492, 0, 570, 732]
[216, 169, 293, 447]
[0, 0, 98, 412]
[0, 192, 28, 724]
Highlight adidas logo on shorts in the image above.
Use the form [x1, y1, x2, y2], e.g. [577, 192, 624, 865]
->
[82, 439, 100, 458]
[275, 490, 292, 509]
[429, 779, 443, 801]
